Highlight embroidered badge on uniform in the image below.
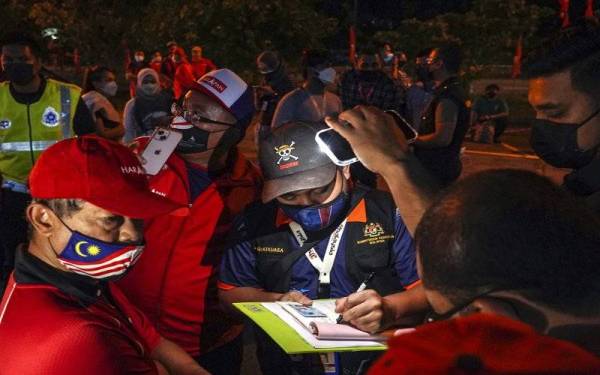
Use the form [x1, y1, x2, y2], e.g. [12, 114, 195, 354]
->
[364, 222, 384, 238]
[274, 141, 300, 170]
[357, 222, 394, 245]
[41, 106, 60, 127]
[0, 119, 11, 129]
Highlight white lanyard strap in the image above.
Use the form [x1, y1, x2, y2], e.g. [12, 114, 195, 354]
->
[289, 220, 347, 285]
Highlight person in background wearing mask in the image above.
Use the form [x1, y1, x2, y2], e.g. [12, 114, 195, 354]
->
[392, 51, 411, 89]
[82, 66, 125, 142]
[413, 44, 469, 186]
[161, 40, 179, 85]
[271, 49, 341, 129]
[118, 69, 262, 374]
[219, 121, 428, 374]
[172, 47, 197, 101]
[380, 43, 395, 76]
[0, 135, 209, 374]
[149, 50, 163, 74]
[339, 50, 396, 110]
[0, 32, 95, 291]
[524, 21, 600, 215]
[190, 45, 217, 80]
[125, 50, 148, 98]
[470, 84, 509, 143]
[254, 50, 295, 141]
[404, 48, 434, 132]
[123, 68, 174, 143]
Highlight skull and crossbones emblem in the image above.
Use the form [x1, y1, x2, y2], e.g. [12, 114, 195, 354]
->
[274, 141, 299, 165]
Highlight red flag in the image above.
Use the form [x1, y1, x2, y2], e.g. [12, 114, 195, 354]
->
[559, 0, 570, 28]
[122, 40, 131, 72]
[585, 0, 595, 18]
[512, 35, 523, 79]
[348, 26, 357, 66]
[73, 48, 81, 73]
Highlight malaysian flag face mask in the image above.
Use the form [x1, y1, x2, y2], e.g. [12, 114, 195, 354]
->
[50, 216, 144, 281]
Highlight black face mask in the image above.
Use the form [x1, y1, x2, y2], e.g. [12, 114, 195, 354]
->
[5, 62, 35, 85]
[530, 108, 600, 169]
[486, 91, 497, 99]
[176, 127, 212, 154]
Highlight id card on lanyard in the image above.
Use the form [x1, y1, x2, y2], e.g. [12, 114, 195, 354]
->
[289, 221, 345, 375]
[289, 220, 347, 294]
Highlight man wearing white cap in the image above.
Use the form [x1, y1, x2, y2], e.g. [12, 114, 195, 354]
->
[118, 69, 262, 374]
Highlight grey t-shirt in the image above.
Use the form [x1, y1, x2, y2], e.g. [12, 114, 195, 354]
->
[271, 88, 342, 129]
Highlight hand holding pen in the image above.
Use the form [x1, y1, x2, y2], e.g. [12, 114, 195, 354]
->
[335, 272, 376, 325]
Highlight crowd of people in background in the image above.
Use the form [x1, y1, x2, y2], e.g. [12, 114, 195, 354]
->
[0, 18, 599, 375]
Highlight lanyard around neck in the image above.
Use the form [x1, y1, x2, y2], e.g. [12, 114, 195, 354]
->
[289, 219, 347, 285]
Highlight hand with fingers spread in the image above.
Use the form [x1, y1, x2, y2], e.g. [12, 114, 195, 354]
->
[335, 289, 387, 334]
[324, 106, 409, 175]
[278, 290, 313, 306]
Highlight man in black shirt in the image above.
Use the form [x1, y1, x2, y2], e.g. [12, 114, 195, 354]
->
[413, 44, 469, 186]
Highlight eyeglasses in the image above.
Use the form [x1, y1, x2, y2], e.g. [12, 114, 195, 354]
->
[171, 103, 236, 127]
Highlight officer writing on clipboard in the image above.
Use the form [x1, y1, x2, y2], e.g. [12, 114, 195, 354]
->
[219, 120, 429, 374]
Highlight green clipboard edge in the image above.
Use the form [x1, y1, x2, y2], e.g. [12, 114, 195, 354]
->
[233, 302, 387, 354]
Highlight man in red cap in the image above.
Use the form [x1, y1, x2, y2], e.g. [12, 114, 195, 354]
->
[0, 135, 208, 374]
[117, 68, 261, 374]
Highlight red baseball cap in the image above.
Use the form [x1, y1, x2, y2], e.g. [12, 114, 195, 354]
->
[369, 314, 600, 375]
[29, 135, 185, 219]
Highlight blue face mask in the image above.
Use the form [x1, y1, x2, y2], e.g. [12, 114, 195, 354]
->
[55, 225, 144, 281]
[280, 192, 349, 232]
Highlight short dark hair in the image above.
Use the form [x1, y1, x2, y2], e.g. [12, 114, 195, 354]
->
[436, 43, 462, 74]
[301, 49, 330, 79]
[415, 169, 600, 316]
[82, 66, 114, 93]
[1, 31, 42, 58]
[522, 21, 600, 99]
[28, 199, 84, 239]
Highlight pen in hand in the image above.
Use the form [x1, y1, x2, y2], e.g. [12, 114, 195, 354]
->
[336, 272, 376, 324]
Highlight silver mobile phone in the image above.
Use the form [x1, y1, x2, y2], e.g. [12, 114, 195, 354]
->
[140, 128, 182, 175]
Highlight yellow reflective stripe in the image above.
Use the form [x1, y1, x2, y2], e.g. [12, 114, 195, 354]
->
[0, 140, 57, 151]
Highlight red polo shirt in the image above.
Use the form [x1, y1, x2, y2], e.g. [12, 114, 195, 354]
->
[118, 144, 262, 356]
[0, 249, 160, 375]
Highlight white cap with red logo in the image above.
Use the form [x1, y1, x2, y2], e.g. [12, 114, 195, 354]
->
[194, 69, 254, 122]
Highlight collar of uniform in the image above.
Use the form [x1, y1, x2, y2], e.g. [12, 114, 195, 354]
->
[13, 246, 104, 306]
[274, 197, 367, 227]
[9, 76, 47, 105]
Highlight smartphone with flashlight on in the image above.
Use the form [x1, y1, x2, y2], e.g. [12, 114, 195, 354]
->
[315, 127, 359, 167]
[140, 127, 182, 175]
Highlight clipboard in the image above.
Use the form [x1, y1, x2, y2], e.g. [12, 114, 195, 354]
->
[234, 302, 388, 354]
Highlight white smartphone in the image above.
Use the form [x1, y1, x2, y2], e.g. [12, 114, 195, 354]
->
[314, 128, 359, 167]
[140, 128, 182, 175]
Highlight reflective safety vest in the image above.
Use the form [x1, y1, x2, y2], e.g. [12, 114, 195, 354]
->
[0, 79, 81, 184]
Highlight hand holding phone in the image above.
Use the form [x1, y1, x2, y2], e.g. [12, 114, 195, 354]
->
[315, 127, 359, 166]
[140, 128, 182, 175]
